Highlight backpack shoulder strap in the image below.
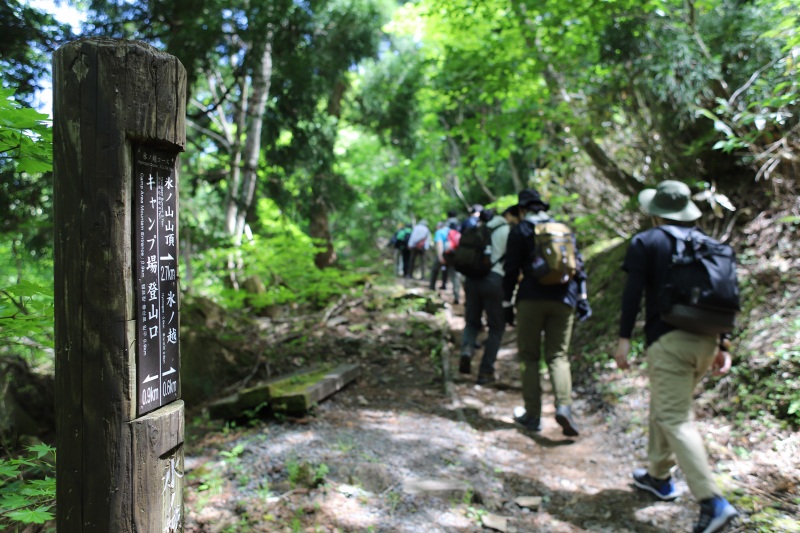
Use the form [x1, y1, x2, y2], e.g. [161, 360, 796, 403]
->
[657, 225, 693, 261]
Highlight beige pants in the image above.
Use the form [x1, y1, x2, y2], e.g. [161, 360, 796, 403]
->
[647, 329, 720, 500]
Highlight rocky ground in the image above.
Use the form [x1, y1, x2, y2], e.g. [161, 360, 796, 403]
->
[182, 278, 800, 533]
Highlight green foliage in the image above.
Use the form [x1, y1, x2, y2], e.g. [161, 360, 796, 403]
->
[284, 458, 328, 489]
[0, 89, 51, 175]
[727, 333, 800, 427]
[0, 88, 55, 366]
[0, 280, 54, 364]
[188, 198, 366, 309]
[0, 444, 56, 529]
[0, 89, 54, 264]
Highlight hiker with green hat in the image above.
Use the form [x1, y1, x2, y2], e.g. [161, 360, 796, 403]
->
[615, 180, 738, 533]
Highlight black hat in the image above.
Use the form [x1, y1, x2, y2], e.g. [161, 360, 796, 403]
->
[516, 189, 549, 211]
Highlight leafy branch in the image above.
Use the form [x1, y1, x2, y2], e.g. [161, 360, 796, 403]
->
[0, 444, 56, 528]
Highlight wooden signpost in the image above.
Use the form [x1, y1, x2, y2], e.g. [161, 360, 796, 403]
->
[53, 38, 186, 532]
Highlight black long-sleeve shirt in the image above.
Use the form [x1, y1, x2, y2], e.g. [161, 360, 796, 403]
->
[619, 225, 687, 346]
[503, 213, 581, 307]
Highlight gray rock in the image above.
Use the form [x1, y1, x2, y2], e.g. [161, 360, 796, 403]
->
[350, 463, 394, 494]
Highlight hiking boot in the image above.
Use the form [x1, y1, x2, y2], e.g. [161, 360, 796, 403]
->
[555, 405, 580, 437]
[513, 408, 542, 432]
[693, 496, 738, 533]
[459, 354, 471, 374]
[632, 468, 679, 501]
[476, 373, 495, 385]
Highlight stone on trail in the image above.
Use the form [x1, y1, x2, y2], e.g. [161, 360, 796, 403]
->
[401, 478, 470, 500]
[514, 496, 543, 509]
[481, 512, 509, 532]
[350, 463, 394, 494]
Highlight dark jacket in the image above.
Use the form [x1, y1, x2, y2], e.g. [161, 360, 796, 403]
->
[619, 225, 690, 346]
[503, 212, 583, 307]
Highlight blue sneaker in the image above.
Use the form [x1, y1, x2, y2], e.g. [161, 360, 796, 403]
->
[632, 468, 679, 501]
[693, 496, 738, 533]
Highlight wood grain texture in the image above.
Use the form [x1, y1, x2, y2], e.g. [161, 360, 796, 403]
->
[54, 38, 186, 532]
[131, 401, 185, 533]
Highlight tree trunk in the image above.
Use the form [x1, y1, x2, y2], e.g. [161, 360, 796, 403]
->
[508, 154, 523, 193]
[308, 77, 349, 269]
[224, 74, 248, 236]
[310, 178, 337, 268]
[439, 117, 469, 208]
[233, 39, 273, 244]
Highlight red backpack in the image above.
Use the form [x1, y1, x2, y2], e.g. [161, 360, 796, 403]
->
[444, 228, 461, 254]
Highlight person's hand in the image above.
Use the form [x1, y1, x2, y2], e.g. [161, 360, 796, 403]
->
[576, 299, 592, 322]
[712, 349, 732, 375]
[503, 301, 515, 326]
[614, 338, 631, 370]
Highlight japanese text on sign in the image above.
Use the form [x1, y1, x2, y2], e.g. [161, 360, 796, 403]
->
[135, 146, 180, 416]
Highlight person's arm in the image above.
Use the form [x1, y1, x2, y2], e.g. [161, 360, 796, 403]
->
[712, 337, 733, 375]
[436, 239, 445, 263]
[615, 239, 645, 370]
[503, 226, 523, 301]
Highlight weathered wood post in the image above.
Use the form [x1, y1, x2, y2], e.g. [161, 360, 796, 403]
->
[53, 38, 186, 532]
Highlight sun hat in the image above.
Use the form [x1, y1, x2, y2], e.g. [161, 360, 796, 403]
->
[516, 188, 550, 212]
[638, 180, 701, 222]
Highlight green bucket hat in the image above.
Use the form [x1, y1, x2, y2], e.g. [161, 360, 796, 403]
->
[638, 180, 701, 222]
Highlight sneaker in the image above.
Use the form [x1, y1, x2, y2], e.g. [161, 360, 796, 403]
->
[476, 373, 495, 385]
[693, 496, 738, 533]
[555, 405, 580, 437]
[632, 468, 679, 501]
[459, 355, 471, 374]
[513, 408, 542, 432]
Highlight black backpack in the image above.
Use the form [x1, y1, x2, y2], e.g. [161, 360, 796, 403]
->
[394, 227, 411, 249]
[658, 226, 740, 335]
[451, 224, 504, 278]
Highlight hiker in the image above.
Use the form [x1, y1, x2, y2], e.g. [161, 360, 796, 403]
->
[391, 223, 412, 277]
[457, 208, 510, 385]
[460, 204, 483, 233]
[445, 209, 461, 232]
[429, 221, 449, 290]
[502, 204, 521, 226]
[614, 180, 738, 533]
[430, 219, 461, 304]
[503, 188, 590, 436]
[406, 219, 431, 279]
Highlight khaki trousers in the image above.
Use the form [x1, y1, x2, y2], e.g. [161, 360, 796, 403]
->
[517, 300, 574, 418]
[647, 329, 720, 500]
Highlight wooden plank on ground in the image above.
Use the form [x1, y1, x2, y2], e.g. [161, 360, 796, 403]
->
[208, 363, 360, 418]
[270, 363, 361, 415]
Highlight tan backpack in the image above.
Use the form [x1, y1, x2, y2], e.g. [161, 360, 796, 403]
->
[531, 221, 578, 285]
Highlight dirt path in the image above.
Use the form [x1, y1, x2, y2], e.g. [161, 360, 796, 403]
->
[183, 281, 799, 533]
